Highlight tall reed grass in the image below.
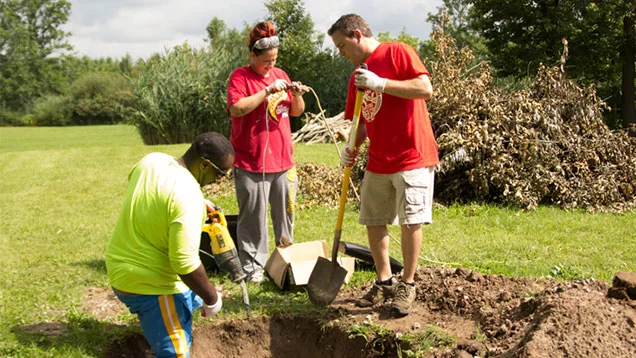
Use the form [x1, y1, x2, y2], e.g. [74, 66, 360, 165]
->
[127, 43, 244, 144]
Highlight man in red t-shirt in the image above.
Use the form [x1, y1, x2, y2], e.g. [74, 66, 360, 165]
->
[328, 14, 440, 316]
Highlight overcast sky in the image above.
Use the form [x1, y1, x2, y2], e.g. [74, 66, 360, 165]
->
[62, 0, 444, 60]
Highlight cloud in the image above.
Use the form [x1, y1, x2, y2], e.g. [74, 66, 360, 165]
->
[63, 0, 442, 59]
[311, 0, 436, 38]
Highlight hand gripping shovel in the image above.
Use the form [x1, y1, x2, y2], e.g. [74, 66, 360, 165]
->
[307, 64, 367, 307]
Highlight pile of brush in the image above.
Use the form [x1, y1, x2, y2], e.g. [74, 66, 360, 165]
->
[292, 30, 636, 213]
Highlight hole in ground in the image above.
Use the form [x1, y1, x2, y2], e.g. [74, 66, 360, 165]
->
[105, 314, 382, 357]
[102, 267, 636, 357]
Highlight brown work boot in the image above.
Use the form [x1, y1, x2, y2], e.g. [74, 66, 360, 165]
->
[356, 277, 397, 307]
[392, 281, 416, 316]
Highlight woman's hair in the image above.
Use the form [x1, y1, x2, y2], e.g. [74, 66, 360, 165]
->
[248, 21, 277, 55]
[328, 13, 373, 38]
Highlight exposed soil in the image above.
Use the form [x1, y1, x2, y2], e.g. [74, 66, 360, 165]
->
[96, 266, 636, 357]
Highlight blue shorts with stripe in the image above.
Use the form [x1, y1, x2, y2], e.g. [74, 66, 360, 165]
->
[115, 289, 203, 358]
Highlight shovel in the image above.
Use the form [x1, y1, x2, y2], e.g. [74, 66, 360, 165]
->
[307, 64, 367, 307]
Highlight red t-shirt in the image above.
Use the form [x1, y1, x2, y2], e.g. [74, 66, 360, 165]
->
[344, 42, 439, 174]
[227, 66, 295, 173]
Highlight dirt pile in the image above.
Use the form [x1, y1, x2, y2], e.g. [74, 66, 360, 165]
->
[101, 266, 636, 357]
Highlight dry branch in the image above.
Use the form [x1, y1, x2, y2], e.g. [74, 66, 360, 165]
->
[292, 112, 350, 144]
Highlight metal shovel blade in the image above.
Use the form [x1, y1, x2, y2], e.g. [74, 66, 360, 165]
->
[307, 70, 366, 308]
[306, 256, 348, 307]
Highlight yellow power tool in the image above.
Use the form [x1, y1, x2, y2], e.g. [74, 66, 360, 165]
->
[201, 206, 251, 317]
[201, 209, 246, 283]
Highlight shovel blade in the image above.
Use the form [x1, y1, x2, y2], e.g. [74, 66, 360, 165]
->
[306, 256, 348, 307]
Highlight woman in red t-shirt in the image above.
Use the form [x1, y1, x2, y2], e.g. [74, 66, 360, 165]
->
[226, 21, 309, 283]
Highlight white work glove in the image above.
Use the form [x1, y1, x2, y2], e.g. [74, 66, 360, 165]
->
[265, 79, 289, 95]
[355, 68, 387, 92]
[340, 146, 358, 167]
[203, 200, 227, 226]
[203, 199, 216, 213]
[290, 81, 310, 97]
[201, 294, 222, 317]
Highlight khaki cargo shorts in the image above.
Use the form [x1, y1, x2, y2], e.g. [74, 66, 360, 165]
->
[359, 166, 435, 226]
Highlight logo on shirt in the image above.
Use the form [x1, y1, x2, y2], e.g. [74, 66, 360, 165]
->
[267, 91, 290, 122]
[361, 89, 382, 122]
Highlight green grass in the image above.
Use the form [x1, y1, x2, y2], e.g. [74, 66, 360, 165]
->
[293, 141, 341, 167]
[0, 125, 142, 151]
[1, 125, 635, 357]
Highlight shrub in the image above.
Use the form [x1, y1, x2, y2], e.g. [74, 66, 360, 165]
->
[0, 109, 30, 126]
[126, 43, 243, 144]
[69, 72, 132, 125]
[30, 95, 74, 126]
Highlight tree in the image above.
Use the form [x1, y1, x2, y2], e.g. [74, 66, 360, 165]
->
[468, 0, 635, 130]
[377, 28, 420, 49]
[376, 28, 438, 72]
[206, 17, 226, 47]
[68, 72, 132, 125]
[426, 0, 488, 62]
[264, 0, 352, 124]
[0, 0, 72, 111]
[206, 16, 247, 56]
[264, 0, 323, 81]
[621, 1, 636, 134]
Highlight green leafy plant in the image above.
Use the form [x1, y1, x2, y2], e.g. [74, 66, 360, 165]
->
[397, 326, 456, 357]
[549, 264, 584, 280]
[31, 95, 74, 126]
[346, 320, 392, 342]
[69, 72, 133, 125]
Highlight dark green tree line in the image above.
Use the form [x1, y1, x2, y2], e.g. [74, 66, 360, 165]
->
[4, 0, 632, 135]
[466, 0, 635, 131]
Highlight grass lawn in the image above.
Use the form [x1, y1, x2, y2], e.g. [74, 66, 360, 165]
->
[0, 125, 634, 357]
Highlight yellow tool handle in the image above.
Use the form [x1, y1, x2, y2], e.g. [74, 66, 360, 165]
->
[203, 223, 235, 254]
[335, 88, 364, 231]
[332, 63, 367, 262]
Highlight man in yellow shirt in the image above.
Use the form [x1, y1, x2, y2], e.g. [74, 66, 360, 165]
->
[106, 132, 234, 357]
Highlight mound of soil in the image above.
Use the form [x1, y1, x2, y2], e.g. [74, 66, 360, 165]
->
[102, 266, 636, 357]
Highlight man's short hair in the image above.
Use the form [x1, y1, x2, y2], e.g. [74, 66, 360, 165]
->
[328, 13, 373, 38]
[190, 132, 234, 168]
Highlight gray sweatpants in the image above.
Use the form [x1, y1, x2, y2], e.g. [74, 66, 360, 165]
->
[234, 167, 298, 275]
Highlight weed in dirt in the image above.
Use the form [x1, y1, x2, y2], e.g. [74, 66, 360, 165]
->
[473, 323, 488, 343]
[396, 326, 457, 357]
[419, 326, 456, 349]
[548, 264, 585, 280]
[347, 318, 393, 342]
[347, 319, 457, 357]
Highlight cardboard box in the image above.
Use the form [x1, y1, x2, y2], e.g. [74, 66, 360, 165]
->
[265, 240, 356, 290]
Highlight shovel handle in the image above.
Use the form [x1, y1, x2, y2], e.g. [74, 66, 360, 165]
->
[332, 64, 367, 262]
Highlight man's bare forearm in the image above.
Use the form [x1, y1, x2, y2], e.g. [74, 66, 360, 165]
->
[179, 264, 218, 305]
